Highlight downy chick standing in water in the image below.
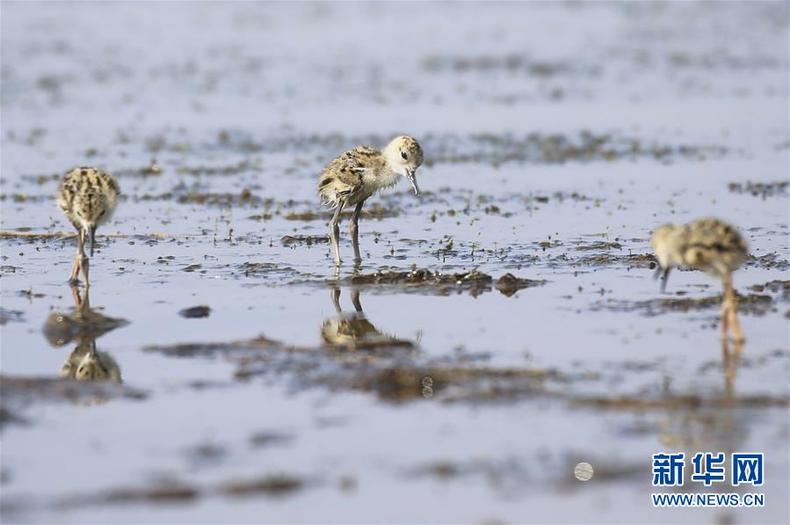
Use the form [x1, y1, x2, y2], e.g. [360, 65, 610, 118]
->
[318, 136, 424, 265]
[56, 167, 119, 285]
[651, 217, 748, 342]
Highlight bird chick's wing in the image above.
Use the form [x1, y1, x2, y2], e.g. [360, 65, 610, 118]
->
[318, 146, 379, 206]
[57, 169, 81, 214]
[683, 218, 748, 273]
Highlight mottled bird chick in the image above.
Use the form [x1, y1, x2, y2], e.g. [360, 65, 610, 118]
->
[318, 135, 424, 265]
[57, 167, 119, 285]
[651, 218, 749, 341]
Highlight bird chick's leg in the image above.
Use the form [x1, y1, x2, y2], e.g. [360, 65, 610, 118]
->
[349, 201, 364, 264]
[723, 273, 744, 343]
[727, 289, 745, 344]
[69, 257, 81, 284]
[329, 202, 345, 265]
[80, 257, 91, 288]
[69, 228, 88, 284]
[719, 291, 730, 340]
[78, 229, 90, 288]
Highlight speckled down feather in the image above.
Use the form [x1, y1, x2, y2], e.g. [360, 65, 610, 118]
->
[318, 146, 388, 207]
[652, 217, 748, 277]
[57, 167, 120, 229]
[681, 218, 748, 271]
[317, 136, 423, 207]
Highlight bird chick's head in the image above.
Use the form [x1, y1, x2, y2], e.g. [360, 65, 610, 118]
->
[383, 135, 424, 196]
[650, 223, 686, 270]
[650, 223, 687, 292]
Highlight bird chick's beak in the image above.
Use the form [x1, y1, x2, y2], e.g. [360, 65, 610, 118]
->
[406, 168, 420, 197]
[88, 225, 97, 257]
[657, 267, 671, 293]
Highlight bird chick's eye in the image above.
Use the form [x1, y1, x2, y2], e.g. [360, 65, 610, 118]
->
[401, 151, 408, 160]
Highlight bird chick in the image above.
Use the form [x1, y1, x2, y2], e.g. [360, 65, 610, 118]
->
[56, 167, 119, 285]
[318, 135, 424, 265]
[651, 217, 748, 341]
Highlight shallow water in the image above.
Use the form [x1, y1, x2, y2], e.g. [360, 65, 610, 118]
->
[1, 2, 789, 524]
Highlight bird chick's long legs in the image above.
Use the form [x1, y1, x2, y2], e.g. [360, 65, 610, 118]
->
[720, 292, 730, 340]
[68, 228, 83, 282]
[722, 273, 744, 343]
[69, 257, 81, 285]
[329, 202, 345, 265]
[349, 201, 365, 264]
[81, 257, 91, 287]
[727, 289, 745, 343]
[69, 228, 89, 285]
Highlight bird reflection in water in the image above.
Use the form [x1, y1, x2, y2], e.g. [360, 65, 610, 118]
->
[721, 339, 743, 400]
[321, 287, 416, 351]
[656, 339, 747, 517]
[43, 285, 126, 382]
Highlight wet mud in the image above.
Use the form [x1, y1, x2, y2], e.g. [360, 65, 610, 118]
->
[334, 269, 544, 297]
